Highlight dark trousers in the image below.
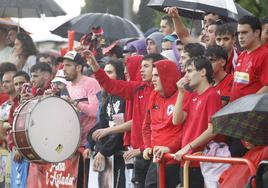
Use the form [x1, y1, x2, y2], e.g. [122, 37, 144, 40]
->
[179, 167, 204, 188]
[132, 156, 151, 188]
[114, 155, 125, 188]
[145, 162, 180, 188]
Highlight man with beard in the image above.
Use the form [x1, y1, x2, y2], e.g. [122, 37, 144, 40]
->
[60, 50, 101, 147]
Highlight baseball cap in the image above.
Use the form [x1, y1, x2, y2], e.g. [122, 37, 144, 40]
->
[57, 51, 85, 65]
[52, 69, 67, 85]
[162, 35, 177, 42]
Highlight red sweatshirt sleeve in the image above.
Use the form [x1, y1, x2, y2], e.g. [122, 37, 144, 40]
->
[94, 68, 141, 100]
[142, 109, 152, 148]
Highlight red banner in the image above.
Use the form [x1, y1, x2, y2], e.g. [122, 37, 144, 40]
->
[27, 153, 80, 188]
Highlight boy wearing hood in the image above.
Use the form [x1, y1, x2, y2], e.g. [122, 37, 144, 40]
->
[146, 32, 164, 54]
[142, 60, 182, 188]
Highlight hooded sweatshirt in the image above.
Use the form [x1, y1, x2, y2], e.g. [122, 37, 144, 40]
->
[94, 55, 153, 150]
[126, 38, 147, 55]
[142, 60, 182, 162]
[123, 55, 143, 146]
[146, 32, 164, 54]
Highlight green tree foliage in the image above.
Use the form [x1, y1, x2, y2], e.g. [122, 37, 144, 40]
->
[81, 0, 124, 16]
[236, 0, 268, 18]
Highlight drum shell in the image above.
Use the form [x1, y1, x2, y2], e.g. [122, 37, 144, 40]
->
[13, 99, 41, 161]
[12, 96, 81, 163]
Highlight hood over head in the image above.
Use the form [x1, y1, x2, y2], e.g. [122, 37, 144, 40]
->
[126, 38, 147, 55]
[154, 59, 181, 97]
[146, 32, 164, 54]
[125, 55, 143, 81]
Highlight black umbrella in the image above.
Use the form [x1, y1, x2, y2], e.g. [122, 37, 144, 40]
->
[147, 0, 252, 21]
[51, 13, 144, 42]
[211, 94, 268, 146]
[0, 0, 66, 18]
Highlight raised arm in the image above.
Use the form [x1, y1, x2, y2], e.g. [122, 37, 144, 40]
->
[173, 77, 188, 125]
[83, 50, 140, 100]
[165, 7, 199, 44]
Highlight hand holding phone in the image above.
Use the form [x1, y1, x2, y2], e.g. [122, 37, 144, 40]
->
[20, 83, 33, 102]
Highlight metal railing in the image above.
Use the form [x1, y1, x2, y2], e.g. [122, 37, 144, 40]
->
[158, 153, 257, 188]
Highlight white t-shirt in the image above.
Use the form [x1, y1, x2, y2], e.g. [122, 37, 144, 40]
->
[22, 55, 36, 75]
[0, 46, 13, 63]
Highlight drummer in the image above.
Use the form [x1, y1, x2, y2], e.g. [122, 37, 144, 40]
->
[59, 50, 102, 147]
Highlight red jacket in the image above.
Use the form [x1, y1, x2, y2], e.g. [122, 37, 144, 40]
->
[124, 55, 143, 147]
[142, 60, 182, 162]
[7, 96, 20, 150]
[0, 93, 9, 105]
[94, 66, 153, 150]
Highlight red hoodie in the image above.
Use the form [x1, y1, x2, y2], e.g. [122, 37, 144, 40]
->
[123, 55, 143, 147]
[0, 93, 9, 105]
[7, 96, 20, 150]
[142, 60, 182, 163]
[94, 59, 154, 150]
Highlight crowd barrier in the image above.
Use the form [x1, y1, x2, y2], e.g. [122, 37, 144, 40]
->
[158, 153, 257, 188]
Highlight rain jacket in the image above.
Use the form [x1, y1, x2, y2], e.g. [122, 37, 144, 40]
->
[94, 56, 153, 150]
[146, 32, 164, 54]
[142, 60, 182, 161]
[123, 55, 143, 146]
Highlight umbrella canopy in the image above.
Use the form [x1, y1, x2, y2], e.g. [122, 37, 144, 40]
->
[212, 94, 268, 146]
[51, 13, 144, 42]
[0, 0, 66, 18]
[147, 0, 250, 21]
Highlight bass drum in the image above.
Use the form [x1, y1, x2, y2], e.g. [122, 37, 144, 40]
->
[13, 96, 81, 163]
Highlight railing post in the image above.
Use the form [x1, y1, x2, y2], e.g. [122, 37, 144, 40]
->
[159, 153, 177, 188]
[159, 160, 166, 188]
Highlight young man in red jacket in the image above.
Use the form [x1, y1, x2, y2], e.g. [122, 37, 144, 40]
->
[173, 56, 222, 188]
[142, 60, 182, 188]
[215, 23, 239, 74]
[231, 15, 268, 101]
[229, 16, 268, 158]
[205, 45, 233, 105]
[84, 51, 164, 187]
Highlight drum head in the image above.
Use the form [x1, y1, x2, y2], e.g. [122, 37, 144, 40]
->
[27, 97, 80, 163]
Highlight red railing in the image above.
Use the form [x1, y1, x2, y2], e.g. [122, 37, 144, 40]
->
[158, 153, 257, 188]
